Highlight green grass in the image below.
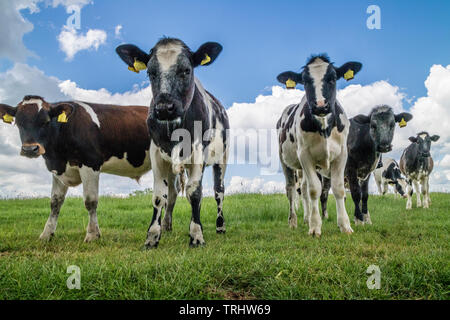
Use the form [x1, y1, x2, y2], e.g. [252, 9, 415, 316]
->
[0, 192, 449, 300]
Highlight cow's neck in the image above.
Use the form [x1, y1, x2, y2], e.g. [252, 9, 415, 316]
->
[300, 101, 343, 138]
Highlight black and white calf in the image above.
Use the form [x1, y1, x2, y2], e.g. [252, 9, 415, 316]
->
[400, 132, 439, 209]
[276, 55, 362, 236]
[374, 157, 408, 197]
[116, 38, 229, 248]
[321, 106, 412, 224]
[0, 97, 156, 242]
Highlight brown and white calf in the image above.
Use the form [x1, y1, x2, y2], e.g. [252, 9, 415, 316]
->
[0, 96, 166, 242]
[400, 132, 439, 209]
[276, 54, 362, 236]
[116, 38, 229, 248]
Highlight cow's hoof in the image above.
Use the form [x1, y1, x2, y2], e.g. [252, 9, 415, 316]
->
[308, 227, 321, 237]
[354, 218, 365, 226]
[289, 214, 298, 229]
[39, 232, 54, 241]
[84, 232, 101, 243]
[339, 225, 354, 234]
[161, 220, 172, 232]
[417, 202, 422, 208]
[189, 238, 206, 248]
[216, 228, 226, 234]
[323, 210, 329, 220]
[144, 241, 159, 250]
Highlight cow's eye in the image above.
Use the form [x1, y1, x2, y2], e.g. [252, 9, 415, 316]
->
[180, 68, 190, 76]
[371, 123, 377, 129]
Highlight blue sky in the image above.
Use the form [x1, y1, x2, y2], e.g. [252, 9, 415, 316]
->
[13, 0, 450, 106]
[1, 0, 449, 196]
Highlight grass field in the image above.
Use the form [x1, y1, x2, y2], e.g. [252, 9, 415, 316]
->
[0, 192, 448, 300]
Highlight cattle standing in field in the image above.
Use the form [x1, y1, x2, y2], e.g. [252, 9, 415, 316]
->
[116, 38, 229, 248]
[374, 157, 408, 197]
[400, 132, 439, 209]
[321, 105, 412, 224]
[276, 54, 362, 236]
[0, 97, 164, 242]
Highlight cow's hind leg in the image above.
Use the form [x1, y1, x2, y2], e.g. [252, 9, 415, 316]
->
[213, 163, 227, 233]
[281, 162, 298, 229]
[361, 176, 372, 225]
[79, 167, 101, 242]
[39, 175, 69, 241]
[320, 175, 331, 220]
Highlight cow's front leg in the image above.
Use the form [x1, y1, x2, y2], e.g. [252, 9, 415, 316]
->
[413, 180, 422, 207]
[361, 176, 372, 225]
[145, 148, 169, 249]
[79, 167, 101, 242]
[39, 175, 69, 241]
[348, 170, 364, 225]
[213, 163, 227, 233]
[330, 152, 353, 234]
[186, 164, 205, 247]
[300, 153, 322, 237]
[421, 176, 430, 208]
[161, 172, 179, 232]
[406, 180, 413, 209]
[301, 177, 310, 225]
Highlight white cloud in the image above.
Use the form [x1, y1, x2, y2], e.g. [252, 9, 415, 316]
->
[59, 80, 151, 105]
[0, 0, 40, 62]
[57, 26, 107, 61]
[115, 25, 122, 38]
[226, 176, 285, 195]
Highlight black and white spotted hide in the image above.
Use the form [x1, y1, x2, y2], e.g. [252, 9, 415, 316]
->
[116, 38, 229, 248]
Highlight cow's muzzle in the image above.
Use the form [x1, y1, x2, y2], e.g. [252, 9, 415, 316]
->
[20, 143, 45, 158]
[311, 105, 331, 117]
[378, 144, 393, 153]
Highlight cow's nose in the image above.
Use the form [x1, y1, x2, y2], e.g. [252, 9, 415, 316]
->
[155, 103, 175, 120]
[22, 145, 39, 153]
[317, 100, 326, 107]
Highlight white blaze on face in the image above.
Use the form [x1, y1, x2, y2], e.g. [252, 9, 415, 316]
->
[156, 43, 183, 93]
[22, 98, 44, 111]
[308, 58, 329, 105]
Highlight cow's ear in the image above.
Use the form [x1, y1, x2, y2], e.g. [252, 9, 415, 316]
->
[116, 44, 150, 73]
[336, 62, 363, 81]
[409, 136, 418, 143]
[353, 114, 370, 124]
[394, 112, 413, 127]
[430, 135, 440, 142]
[277, 71, 303, 89]
[192, 42, 223, 67]
[0, 104, 17, 124]
[48, 103, 74, 123]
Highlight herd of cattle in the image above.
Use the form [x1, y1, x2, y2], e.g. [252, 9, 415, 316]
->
[0, 38, 440, 247]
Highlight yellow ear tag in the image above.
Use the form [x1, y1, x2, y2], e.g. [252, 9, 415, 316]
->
[2, 113, 14, 124]
[399, 117, 407, 128]
[133, 60, 147, 72]
[57, 111, 68, 123]
[128, 66, 138, 73]
[285, 78, 296, 89]
[200, 54, 211, 66]
[344, 69, 354, 81]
